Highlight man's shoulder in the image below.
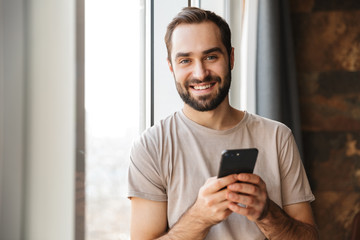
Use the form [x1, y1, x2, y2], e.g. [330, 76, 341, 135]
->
[132, 112, 183, 158]
[145, 111, 182, 134]
[245, 112, 292, 135]
[134, 111, 182, 145]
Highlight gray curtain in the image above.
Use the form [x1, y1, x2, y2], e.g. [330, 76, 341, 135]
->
[256, 0, 304, 159]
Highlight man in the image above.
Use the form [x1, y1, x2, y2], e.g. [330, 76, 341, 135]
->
[128, 7, 319, 240]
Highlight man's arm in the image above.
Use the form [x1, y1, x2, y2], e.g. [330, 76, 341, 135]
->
[131, 198, 210, 240]
[255, 201, 319, 240]
[130, 197, 168, 239]
[226, 173, 319, 240]
[130, 174, 238, 240]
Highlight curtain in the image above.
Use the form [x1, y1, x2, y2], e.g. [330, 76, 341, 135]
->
[256, 0, 304, 159]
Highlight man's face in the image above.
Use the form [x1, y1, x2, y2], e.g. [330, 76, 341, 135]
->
[168, 21, 234, 112]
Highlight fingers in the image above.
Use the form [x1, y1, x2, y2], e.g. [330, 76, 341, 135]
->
[227, 174, 266, 195]
[203, 194, 232, 214]
[227, 197, 270, 221]
[237, 173, 263, 186]
[202, 174, 238, 194]
[228, 202, 261, 220]
[227, 192, 258, 206]
[192, 176, 237, 226]
[227, 192, 267, 221]
[227, 182, 259, 196]
[200, 187, 230, 207]
[228, 202, 250, 214]
[225, 174, 269, 221]
[197, 174, 268, 223]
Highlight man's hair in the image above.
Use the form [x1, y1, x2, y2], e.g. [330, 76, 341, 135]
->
[165, 7, 232, 62]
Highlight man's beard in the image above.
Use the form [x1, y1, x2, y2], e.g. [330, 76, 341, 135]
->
[175, 70, 231, 112]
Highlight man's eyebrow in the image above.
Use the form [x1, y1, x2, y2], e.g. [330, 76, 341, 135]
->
[203, 47, 224, 55]
[174, 47, 224, 60]
[175, 52, 192, 59]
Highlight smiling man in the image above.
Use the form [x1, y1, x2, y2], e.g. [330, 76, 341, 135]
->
[128, 7, 319, 240]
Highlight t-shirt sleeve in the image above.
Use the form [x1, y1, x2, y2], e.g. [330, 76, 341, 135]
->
[127, 136, 167, 202]
[279, 133, 315, 206]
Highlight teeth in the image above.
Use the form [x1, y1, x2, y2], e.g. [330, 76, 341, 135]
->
[193, 84, 211, 90]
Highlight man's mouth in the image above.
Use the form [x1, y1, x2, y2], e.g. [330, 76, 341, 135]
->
[191, 82, 216, 90]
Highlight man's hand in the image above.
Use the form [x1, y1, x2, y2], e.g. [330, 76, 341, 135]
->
[155, 174, 239, 240]
[225, 173, 269, 221]
[224, 173, 319, 240]
[189, 174, 239, 227]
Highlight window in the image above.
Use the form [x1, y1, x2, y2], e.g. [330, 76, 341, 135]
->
[84, 1, 255, 239]
[85, 1, 141, 239]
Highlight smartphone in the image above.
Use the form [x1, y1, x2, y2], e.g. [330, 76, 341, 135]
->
[217, 148, 258, 178]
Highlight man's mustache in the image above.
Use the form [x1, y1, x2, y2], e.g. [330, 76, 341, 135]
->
[185, 75, 221, 88]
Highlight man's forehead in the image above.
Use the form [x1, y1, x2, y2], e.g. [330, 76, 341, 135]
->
[171, 21, 221, 41]
[171, 22, 224, 56]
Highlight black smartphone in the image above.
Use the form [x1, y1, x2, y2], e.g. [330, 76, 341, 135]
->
[217, 148, 258, 178]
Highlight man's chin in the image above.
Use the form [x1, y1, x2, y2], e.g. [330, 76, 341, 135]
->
[186, 100, 220, 112]
[179, 90, 226, 111]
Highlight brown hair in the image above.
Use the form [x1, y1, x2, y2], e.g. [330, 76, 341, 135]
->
[165, 7, 232, 62]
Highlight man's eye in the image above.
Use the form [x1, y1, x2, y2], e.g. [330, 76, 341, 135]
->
[179, 59, 190, 64]
[206, 55, 217, 61]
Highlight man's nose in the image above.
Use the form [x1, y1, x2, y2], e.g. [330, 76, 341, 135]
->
[192, 61, 208, 80]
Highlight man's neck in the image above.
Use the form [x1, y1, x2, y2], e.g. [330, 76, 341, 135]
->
[182, 99, 244, 131]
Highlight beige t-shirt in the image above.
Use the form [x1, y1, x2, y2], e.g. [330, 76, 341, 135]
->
[128, 111, 315, 240]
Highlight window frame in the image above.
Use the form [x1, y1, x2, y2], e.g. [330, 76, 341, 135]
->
[75, 0, 85, 239]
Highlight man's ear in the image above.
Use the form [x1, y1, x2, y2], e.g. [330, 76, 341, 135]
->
[167, 59, 174, 73]
[230, 47, 235, 70]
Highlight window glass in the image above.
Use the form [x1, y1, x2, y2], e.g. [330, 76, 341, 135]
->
[85, 1, 140, 239]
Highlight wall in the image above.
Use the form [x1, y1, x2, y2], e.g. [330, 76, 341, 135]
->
[0, 0, 77, 239]
[290, 0, 360, 239]
[0, 0, 25, 238]
[24, 0, 76, 239]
